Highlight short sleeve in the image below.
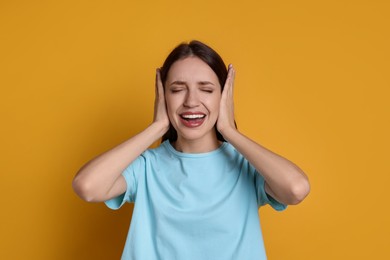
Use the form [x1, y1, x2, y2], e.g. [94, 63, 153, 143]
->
[255, 171, 287, 211]
[104, 155, 146, 210]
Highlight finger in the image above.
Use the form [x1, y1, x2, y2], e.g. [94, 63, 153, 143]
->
[155, 68, 164, 98]
[225, 64, 235, 96]
[229, 64, 235, 90]
[227, 64, 235, 86]
[155, 69, 159, 96]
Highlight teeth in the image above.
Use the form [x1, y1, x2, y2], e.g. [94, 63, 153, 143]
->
[181, 114, 205, 119]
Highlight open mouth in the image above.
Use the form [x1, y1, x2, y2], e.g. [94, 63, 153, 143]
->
[180, 114, 206, 120]
[179, 113, 206, 127]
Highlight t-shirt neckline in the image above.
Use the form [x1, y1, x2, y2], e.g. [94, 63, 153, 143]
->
[163, 140, 228, 158]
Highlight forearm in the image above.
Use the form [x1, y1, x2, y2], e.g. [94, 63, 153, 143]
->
[221, 128, 310, 205]
[72, 121, 167, 202]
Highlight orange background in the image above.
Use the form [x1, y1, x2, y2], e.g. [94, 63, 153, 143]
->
[1, 0, 389, 259]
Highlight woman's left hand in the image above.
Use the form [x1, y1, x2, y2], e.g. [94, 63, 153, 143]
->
[217, 64, 236, 137]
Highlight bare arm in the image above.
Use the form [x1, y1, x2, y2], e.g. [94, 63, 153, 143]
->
[72, 70, 169, 202]
[217, 65, 310, 205]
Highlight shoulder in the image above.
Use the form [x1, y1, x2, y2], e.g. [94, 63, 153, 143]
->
[222, 142, 245, 160]
[140, 140, 172, 161]
[223, 142, 257, 174]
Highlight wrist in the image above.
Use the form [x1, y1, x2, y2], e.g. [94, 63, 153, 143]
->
[219, 126, 239, 142]
[150, 120, 169, 137]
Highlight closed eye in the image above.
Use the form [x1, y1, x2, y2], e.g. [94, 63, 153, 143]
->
[168, 81, 186, 93]
[170, 88, 184, 93]
[201, 88, 214, 93]
[199, 81, 215, 93]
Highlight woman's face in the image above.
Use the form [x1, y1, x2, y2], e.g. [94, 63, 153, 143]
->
[165, 56, 222, 144]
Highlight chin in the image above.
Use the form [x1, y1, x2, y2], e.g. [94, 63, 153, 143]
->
[177, 131, 205, 141]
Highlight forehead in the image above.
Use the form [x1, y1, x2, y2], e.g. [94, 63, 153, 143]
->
[166, 56, 219, 84]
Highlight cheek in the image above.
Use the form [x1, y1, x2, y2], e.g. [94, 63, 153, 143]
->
[165, 101, 174, 117]
[165, 94, 179, 115]
[210, 94, 221, 110]
[203, 95, 221, 119]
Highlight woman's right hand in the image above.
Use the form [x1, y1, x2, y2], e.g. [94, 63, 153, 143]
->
[153, 69, 170, 132]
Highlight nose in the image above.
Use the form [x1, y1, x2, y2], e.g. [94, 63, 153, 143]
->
[183, 89, 200, 108]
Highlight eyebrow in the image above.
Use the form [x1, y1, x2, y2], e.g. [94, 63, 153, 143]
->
[169, 80, 186, 86]
[199, 81, 215, 86]
[168, 80, 215, 86]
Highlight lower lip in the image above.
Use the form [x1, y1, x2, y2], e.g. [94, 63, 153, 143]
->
[179, 117, 206, 128]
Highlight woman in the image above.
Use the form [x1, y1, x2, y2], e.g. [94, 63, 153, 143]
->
[73, 40, 310, 259]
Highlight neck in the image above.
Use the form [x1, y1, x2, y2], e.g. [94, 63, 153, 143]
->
[173, 135, 221, 153]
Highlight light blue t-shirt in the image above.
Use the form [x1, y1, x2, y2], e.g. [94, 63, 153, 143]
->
[105, 140, 286, 260]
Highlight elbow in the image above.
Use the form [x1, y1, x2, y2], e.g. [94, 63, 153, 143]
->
[288, 176, 311, 205]
[72, 175, 99, 203]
